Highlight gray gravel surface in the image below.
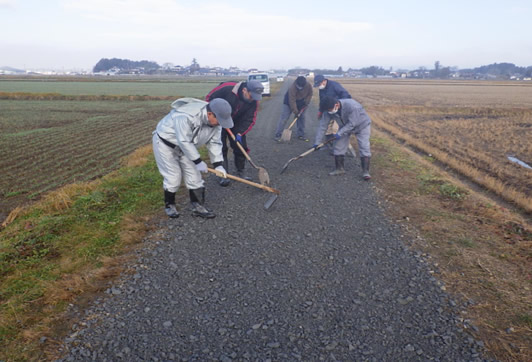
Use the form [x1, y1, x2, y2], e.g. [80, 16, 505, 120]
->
[58, 81, 492, 361]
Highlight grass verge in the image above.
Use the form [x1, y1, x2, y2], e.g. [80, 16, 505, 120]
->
[0, 146, 165, 361]
[369, 129, 532, 361]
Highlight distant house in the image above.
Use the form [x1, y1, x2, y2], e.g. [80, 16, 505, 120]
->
[106, 66, 120, 76]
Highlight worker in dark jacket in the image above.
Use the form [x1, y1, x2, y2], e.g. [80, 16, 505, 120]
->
[314, 74, 351, 101]
[274, 76, 313, 141]
[206, 80, 264, 185]
[314, 74, 352, 153]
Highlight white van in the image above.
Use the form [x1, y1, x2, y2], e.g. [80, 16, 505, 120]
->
[247, 73, 270, 96]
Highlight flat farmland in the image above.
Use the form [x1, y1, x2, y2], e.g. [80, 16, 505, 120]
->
[0, 78, 220, 222]
[340, 79, 532, 213]
[0, 77, 227, 97]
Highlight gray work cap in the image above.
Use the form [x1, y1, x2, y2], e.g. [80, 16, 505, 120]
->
[245, 80, 264, 101]
[208, 98, 234, 128]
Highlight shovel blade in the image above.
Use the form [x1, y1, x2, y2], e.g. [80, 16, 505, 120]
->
[263, 194, 278, 210]
[258, 167, 270, 185]
[280, 129, 292, 142]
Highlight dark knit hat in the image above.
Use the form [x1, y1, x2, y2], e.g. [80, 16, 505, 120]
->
[319, 96, 338, 113]
[295, 76, 307, 87]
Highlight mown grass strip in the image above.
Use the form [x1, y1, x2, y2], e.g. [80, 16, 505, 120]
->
[0, 91, 177, 101]
[0, 146, 164, 361]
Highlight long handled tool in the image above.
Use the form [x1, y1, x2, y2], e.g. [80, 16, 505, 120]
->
[348, 143, 357, 159]
[280, 137, 335, 174]
[280, 107, 306, 142]
[207, 168, 279, 209]
[225, 128, 270, 185]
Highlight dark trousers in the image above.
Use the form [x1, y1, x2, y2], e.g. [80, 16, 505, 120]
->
[221, 129, 248, 170]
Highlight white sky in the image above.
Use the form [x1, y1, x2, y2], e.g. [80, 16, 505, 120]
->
[1, 0, 531, 71]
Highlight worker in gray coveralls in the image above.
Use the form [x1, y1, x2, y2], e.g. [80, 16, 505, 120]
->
[314, 74, 352, 153]
[314, 96, 372, 180]
[153, 98, 233, 219]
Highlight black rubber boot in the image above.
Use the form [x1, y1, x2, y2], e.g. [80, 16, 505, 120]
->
[164, 190, 179, 218]
[329, 155, 345, 176]
[189, 188, 216, 219]
[218, 157, 230, 187]
[361, 156, 371, 180]
[235, 154, 251, 180]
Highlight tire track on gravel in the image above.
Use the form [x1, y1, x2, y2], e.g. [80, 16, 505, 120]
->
[58, 80, 491, 361]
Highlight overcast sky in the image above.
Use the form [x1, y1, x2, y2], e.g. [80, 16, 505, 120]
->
[1, 0, 531, 71]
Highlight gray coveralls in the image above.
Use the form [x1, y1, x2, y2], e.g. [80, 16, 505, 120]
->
[153, 98, 223, 192]
[314, 98, 371, 157]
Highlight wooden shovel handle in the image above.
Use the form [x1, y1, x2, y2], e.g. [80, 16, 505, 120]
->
[301, 137, 335, 157]
[225, 128, 253, 162]
[290, 137, 335, 161]
[286, 116, 298, 131]
[207, 168, 280, 194]
[286, 107, 306, 131]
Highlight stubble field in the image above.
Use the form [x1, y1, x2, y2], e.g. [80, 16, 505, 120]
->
[340, 79, 532, 213]
[0, 78, 222, 222]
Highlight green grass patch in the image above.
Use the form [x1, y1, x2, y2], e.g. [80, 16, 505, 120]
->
[388, 149, 418, 171]
[0, 149, 164, 361]
[516, 313, 532, 328]
[4, 190, 25, 198]
[0, 79, 222, 98]
[439, 182, 469, 200]
[456, 236, 476, 248]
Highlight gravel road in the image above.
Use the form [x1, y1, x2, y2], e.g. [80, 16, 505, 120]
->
[58, 81, 491, 361]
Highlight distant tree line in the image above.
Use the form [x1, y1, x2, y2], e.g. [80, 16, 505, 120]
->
[93, 58, 532, 79]
[93, 58, 160, 73]
[464, 62, 532, 78]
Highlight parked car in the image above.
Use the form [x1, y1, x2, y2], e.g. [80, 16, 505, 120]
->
[247, 73, 270, 96]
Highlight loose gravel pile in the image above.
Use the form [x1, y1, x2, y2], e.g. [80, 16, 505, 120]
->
[58, 81, 491, 361]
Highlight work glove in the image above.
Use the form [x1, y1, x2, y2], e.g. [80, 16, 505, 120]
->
[235, 133, 242, 143]
[333, 133, 342, 141]
[214, 165, 227, 178]
[195, 161, 208, 173]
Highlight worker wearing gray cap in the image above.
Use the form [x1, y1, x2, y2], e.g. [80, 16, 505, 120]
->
[153, 97, 233, 219]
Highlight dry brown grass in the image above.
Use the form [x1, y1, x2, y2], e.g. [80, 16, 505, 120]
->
[369, 128, 532, 361]
[341, 79, 532, 213]
[341, 79, 532, 359]
[122, 145, 153, 168]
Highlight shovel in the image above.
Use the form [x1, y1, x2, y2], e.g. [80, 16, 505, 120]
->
[280, 137, 335, 174]
[348, 143, 357, 159]
[225, 128, 270, 185]
[280, 107, 306, 142]
[207, 168, 279, 209]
